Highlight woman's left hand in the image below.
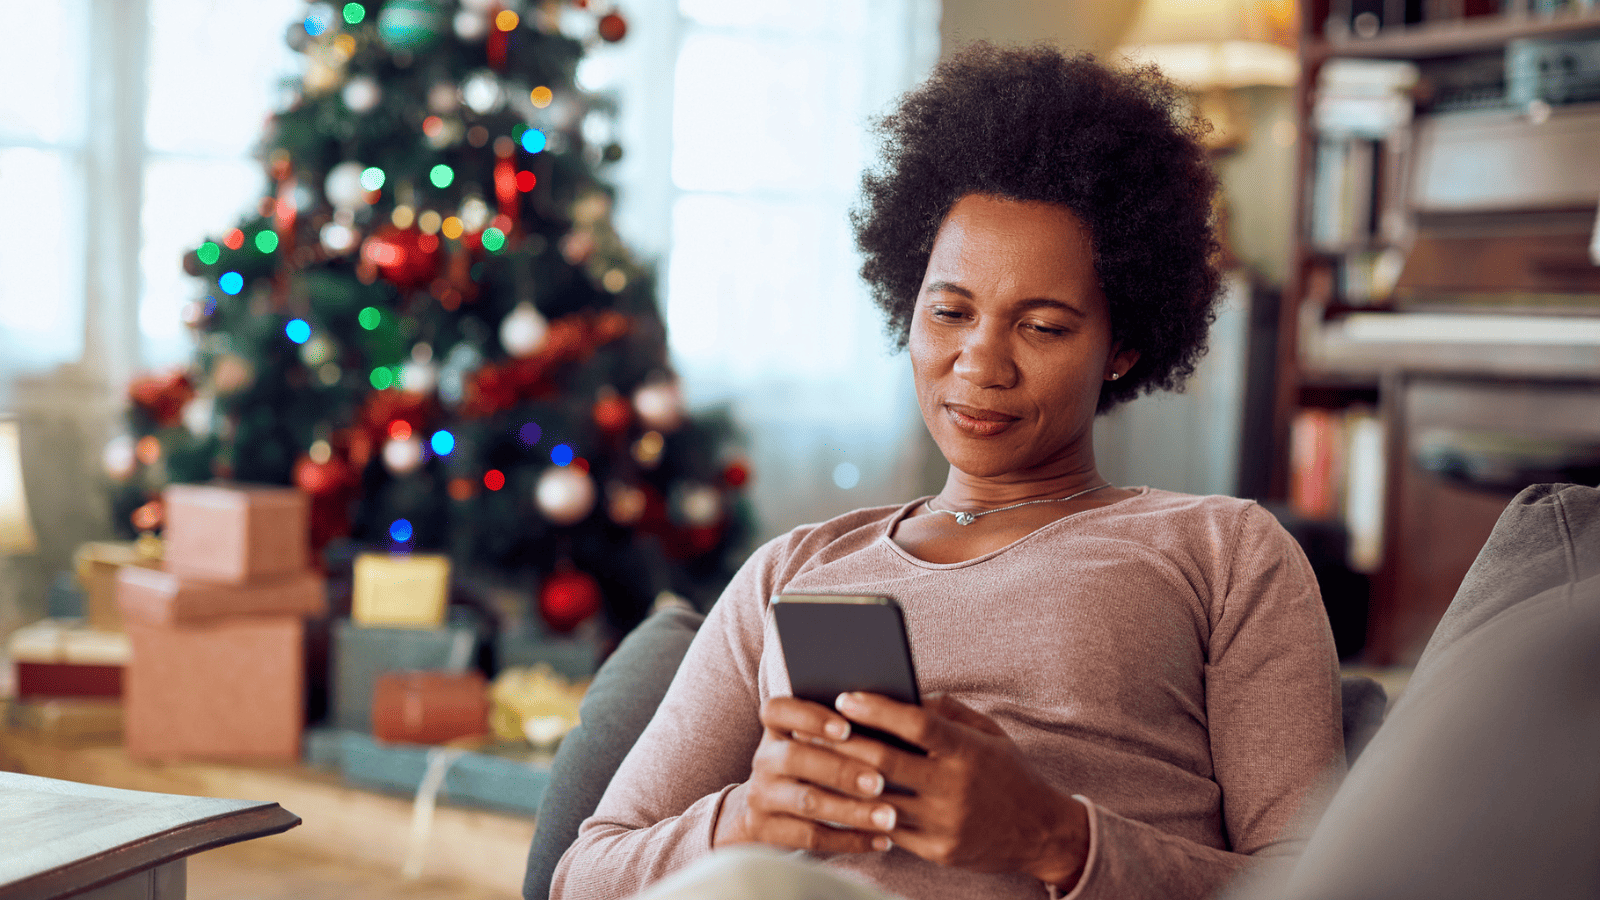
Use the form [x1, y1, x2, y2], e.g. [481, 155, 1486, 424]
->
[830, 691, 1090, 890]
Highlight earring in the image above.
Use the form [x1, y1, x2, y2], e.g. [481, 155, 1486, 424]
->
[1108, 372, 1120, 381]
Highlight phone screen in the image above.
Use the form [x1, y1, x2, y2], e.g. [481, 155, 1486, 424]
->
[772, 594, 923, 754]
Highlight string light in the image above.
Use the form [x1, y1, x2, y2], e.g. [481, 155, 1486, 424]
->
[516, 171, 537, 192]
[391, 205, 416, 228]
[390, 519, 413, 542]
[218, 272, 244, 295]
[223, 229, 245, 250]
[370, 367, 394, 389]
[285, 318, 311, 344]
[197, 241, 220, 265]
[358, 306, 381, 329]
[255, 231, 279, 253]
[495, 9, 519, 30]
[417, 210, 442, 234]
[484, 469, 506, 491]
[441, 217, 464, 240]
[429, 164, 455, 188]
[342, 2, 365, 24]
[551, 443, 574, 466]
[518, 421, 542, 446]
[481, 227, 506, 252]
[304, 10, 330, 35]
[359, 166, 385, 191]
[521, 129, 547, 154]
[530, 86, 553, 108]
[388, 420, 412, 441]
[422, 116, 443, 137]
[430, 430, 455, 455]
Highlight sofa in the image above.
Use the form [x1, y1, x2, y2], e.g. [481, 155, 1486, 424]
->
[525, 483, 1600, 900]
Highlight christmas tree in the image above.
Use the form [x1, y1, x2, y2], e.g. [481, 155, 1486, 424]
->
[107, 0, 752, 636]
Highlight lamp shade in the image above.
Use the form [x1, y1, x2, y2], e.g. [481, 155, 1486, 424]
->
[0, 419, 38, 554]
[1115, 0, 1299, 89]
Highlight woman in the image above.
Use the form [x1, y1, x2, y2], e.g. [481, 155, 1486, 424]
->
[551, 44, 1342, 900]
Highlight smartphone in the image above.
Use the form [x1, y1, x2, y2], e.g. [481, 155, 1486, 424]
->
[771, 594, 924, 755]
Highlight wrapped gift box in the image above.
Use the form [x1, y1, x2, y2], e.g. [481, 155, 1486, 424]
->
[116, 565, 325, 626]
[331, 620, 477, 732]
[123, 616, 304, 761]
[74, 540, 163, 631]
[9, 619, 129, 699]
[371, 671, 490, 745]
[161, 483, 309, 584]
[351, 553, 450, 628]
[494, 622, 601, 682]
[306, 728, 550, 817]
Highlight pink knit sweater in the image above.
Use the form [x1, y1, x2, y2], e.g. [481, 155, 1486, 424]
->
[552, 489, 1345, 899]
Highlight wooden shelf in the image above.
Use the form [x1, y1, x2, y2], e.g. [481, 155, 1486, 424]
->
[1310, 9, 1600, 61]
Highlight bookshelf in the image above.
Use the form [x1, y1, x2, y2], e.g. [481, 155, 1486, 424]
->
[1276, 0, 1600, 664]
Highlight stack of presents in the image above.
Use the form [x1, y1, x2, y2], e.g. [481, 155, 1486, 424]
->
[6, 483, 597, 818]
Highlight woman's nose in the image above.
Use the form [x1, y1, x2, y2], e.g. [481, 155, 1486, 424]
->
[952, 325, 1017, 389]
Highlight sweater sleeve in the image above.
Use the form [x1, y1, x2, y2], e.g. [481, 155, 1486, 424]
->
[548, 535, 789, 900]
[1062, 503, 1345, 900]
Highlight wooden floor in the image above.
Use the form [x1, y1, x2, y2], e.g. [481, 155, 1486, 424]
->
[188, 838, 520, 900]
[0, 725, 535, 899]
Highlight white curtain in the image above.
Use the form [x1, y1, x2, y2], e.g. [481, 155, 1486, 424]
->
[597, 0, 943, 543]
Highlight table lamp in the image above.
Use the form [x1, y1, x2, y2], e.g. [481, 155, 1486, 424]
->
[1, 418, 38, 555]
[1114, 0, 1299, 149]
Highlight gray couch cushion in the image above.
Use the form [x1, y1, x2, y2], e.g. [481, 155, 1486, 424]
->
[1414, 482, 1600, 677]
[523, 605, 706, 900]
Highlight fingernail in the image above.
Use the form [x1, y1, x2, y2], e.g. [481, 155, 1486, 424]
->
[858, 772, 884, 796]
[872, 835, 892, 852]
[871, 806, 896, 830]
[835, 692, 863, 712]
[825, 719, 850, 741]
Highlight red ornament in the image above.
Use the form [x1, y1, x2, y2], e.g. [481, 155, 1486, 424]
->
[722, 460, 751, 488]
[360, 225, 444, 291]
[593, 394, 632, 435]
[128, 370, 196, 428]
[539, 567, 603, 633]
[293, 453, 357, 498]
[597, 11, 627, 42]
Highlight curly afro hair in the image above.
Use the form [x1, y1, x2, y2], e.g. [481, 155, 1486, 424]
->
[851, 43, 1222, 413]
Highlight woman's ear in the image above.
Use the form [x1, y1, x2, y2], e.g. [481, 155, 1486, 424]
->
[1106, 346, 1140, 382]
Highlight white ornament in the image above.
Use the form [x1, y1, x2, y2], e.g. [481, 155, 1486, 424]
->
[383, 436, 425, 475]
[454, 9, 489, 40]
[676, 483, 722, 527]
[462, 71, 504, 115]
[536, 466, 596, 526]
[499, 302, 550, 358]
[633, 381, 685, 432]
[460, 197, 491, 232]
[103, 435, 136, 480]
[401, 359, 438, 394]
[342, 76, 382, 113]
[438, 343, 482, 407]
[300, 334, 335, 367]
[324, 161, 371, 209]
[182, 392, 216, 438]
[320, 222, 360, 255]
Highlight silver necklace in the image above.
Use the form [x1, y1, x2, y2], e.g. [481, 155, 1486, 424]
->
[925, 482, 1114, 526]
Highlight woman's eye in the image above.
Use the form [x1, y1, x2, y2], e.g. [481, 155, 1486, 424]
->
[930, 308, 965, 321]
[1026, 322, 1066, 336]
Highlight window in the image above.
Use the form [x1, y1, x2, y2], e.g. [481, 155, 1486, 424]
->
[597, 0, 941, 537]
[0, 0, 299, 393]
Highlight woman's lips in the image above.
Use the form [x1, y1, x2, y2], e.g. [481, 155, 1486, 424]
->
[945, 404, 1018, 436]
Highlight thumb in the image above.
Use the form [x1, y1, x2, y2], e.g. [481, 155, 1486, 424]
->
[925, 692, 1006, 737]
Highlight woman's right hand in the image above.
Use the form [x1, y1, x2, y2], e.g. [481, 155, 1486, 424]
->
[712, 696, 901, 854]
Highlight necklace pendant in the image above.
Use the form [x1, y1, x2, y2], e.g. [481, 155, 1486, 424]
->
[954, 511, 975, 526]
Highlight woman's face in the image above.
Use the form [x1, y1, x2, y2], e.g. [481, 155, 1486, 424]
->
[910, 194, 1138, 481]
